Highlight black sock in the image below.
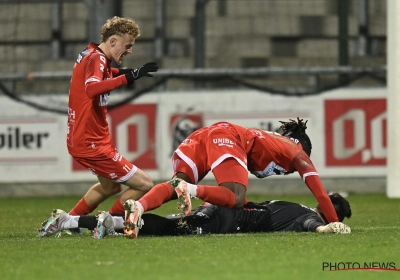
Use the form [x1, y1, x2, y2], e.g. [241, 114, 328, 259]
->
[78, 215, 98, 230]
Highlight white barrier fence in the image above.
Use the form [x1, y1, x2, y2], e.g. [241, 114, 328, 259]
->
[0, 87, 387, 184]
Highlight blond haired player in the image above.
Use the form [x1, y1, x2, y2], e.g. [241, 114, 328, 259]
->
[38, 17, 158, 236]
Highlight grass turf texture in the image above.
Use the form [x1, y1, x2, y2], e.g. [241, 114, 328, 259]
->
[0, 194, 399, 280]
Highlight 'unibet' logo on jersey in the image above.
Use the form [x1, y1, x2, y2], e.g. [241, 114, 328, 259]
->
[213, 138, 235, 148]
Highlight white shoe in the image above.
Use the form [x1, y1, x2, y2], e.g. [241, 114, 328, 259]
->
[123, 200, 142, 239]
[93, 211, 118, 239]
[37, 209, 70, 238]
[169, 178, 192, 216]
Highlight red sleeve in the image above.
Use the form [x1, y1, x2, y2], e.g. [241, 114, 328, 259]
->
[111, 68, 120, 77]
[292, 150, 339, 223]
[85, 76, 127, 98]
[84, 53, 128, 98]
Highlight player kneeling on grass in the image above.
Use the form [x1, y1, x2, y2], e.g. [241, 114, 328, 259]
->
[121, 118, 343, 239]
[37, 192, 351, 238]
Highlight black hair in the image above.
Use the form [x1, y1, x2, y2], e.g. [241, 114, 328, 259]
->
[317, 193, 352, 222]
[278, 117, 312, 156]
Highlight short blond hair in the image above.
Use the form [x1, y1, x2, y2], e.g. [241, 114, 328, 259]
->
[100, 16, 140, 43]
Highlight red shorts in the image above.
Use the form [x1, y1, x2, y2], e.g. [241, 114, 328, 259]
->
[173, 156, 248, 187]
[73, 149, 137, 182]
[172, 123, 248, 186]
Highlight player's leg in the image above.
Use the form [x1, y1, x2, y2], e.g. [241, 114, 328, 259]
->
[123, 180, 179, 239]
[71, 150, 152, 216]
[108, 168, 153, 215]
[126, 155, 195, 216]
[123, 133, 206, 238]
[177, 126, 248, 208]
[69, 178, 122, 215]
[108, 166, 153, 239]
[175, 158, 248, 209]
[69, 152, 123, 215]
[204, 157, 248, 208]
[122, 164, 195, 238]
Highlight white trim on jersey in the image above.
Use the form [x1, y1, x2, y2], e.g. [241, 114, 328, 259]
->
[114, 165, 138, 183]
[85, 77, 100, 85]
[302, 171, 318, 181]
[211, 154, 247, 171]
[175, 149, 199, 184]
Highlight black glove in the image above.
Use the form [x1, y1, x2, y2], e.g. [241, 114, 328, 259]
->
[124, 62, 159, 84]
[117, 67, 133, 75]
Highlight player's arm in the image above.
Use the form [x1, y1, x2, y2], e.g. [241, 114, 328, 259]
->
[296, 214, 351, 234]
[84, 53, 128, 98]
[292, 150, 339, 223]
[299, 215, 326, 232]
[111, 67, 121, 77]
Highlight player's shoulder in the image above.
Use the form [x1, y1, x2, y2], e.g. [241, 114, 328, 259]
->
[269, 200, 316, 213]
[298, 211, 324, 227]
[86, 49, 107, 62]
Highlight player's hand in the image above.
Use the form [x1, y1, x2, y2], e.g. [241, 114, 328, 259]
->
[118, 67, 134, 75]
[318, 222, 351, 234]
[124, 62, 159, 84]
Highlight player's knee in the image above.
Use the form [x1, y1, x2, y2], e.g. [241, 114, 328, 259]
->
[110, 183, 123, 195]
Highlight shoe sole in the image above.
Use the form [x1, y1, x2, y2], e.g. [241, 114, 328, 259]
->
[123, 201, 140, 239]
[93, 212, 112, 239]
[37, 209, 66, 238]
[175, 183, 192, 216]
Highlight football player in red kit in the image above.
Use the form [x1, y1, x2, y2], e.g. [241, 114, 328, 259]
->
[123, 118, 342, 239]
[38, 17, 158, 237]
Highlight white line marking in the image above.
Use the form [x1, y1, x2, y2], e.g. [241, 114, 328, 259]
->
[353, 226, 400, 230]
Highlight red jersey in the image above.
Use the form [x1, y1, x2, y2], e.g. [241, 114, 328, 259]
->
[67, 43, 127, 157]
[173, 122, 339, 223]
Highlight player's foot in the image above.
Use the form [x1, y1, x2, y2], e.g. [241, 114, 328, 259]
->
[328, 222, 351, 234]
[168, 178, 192, 216]
[93, 211, 117, 239]
[123, 200, 142, 239]
[37, 209, 70, 238]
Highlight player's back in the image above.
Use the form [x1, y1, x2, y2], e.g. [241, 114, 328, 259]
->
[264, 200, 319, 231]
[246, 129, 303, 176]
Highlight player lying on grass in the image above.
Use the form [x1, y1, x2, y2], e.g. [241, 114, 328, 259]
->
[37, 192, 351, 238]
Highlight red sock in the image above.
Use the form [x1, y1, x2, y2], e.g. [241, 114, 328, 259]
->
[196, 185, 237, 208]
[108, 197, 125, 215]
[139, 183, 174, 212]
[69, 197, 97, 215]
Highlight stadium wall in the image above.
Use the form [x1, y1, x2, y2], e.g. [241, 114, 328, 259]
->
[0, 87, 386, 197]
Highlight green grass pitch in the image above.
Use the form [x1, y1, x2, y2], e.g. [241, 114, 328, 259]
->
[0, 194, 399, 280]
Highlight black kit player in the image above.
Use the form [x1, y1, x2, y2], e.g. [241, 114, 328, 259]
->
[37, 193, 351, 238]
[137, 192, 352, 235]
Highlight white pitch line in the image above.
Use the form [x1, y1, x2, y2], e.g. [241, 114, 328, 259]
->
[352, 226, 400, 230]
